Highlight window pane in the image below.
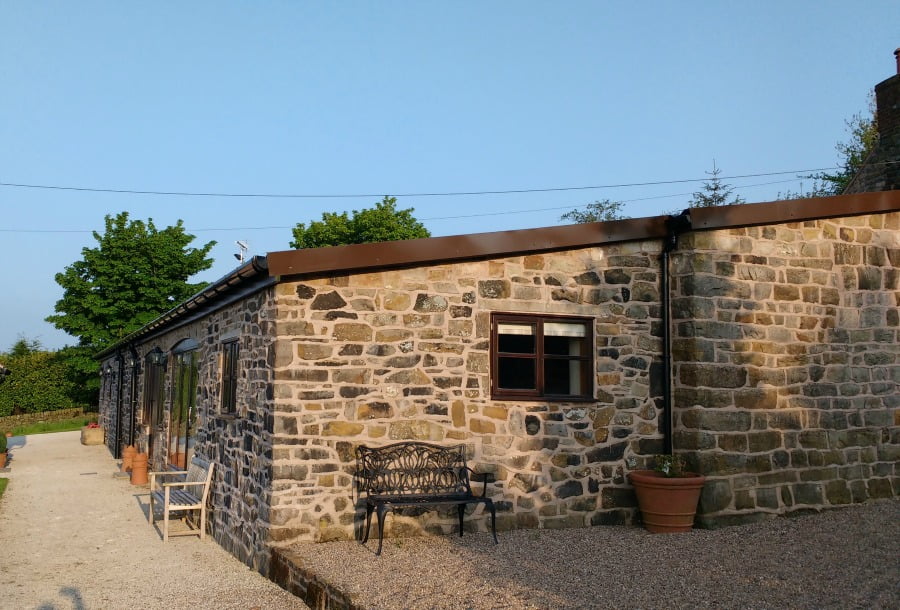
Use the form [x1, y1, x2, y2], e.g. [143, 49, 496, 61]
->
[544, 359, 584, 395]
[544, 322, 587, 337]
[544, 335, 585, 356]
[498, 333, 535, 354]
[497, 357, 536, 390]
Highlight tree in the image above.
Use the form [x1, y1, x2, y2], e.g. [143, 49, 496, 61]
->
[559, 199, 626, 223]
[811, 100, 878, 195]
[46, 212, 215, 398]
[688, 161, 745, 208]
[290, 196, 430, 249]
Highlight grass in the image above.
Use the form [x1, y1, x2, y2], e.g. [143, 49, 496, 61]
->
[9, 415, 99, 437]
[0, 477, 7, 501]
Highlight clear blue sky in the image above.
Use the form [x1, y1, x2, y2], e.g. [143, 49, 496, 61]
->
[1, 2, 898, 351]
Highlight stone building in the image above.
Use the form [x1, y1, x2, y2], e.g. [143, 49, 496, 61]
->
[97, 188, 900, 575]
[845, 49, 900, 194]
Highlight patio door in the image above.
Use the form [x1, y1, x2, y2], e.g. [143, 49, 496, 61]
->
[143, 350, 167, 460]
[168, 343, 199, 469]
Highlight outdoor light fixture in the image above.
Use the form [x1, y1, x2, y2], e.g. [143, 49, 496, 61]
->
[148, 349, 168, 367]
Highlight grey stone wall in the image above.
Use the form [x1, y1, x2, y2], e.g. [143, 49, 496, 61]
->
[101, 287, 278, 574]
[672, 212, 900, 525]
[269, 242, 667, 545]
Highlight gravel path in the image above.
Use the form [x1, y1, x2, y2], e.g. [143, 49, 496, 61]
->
[2, 430, 897, 609]
[0, 430, 307, 610]
[288, 498, 899, 609]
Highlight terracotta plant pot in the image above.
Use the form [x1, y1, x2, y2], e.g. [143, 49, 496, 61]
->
[628, 469, 706, 533]
[130, 452, 149, 486]
[121, 445, 138, 472]
[0, 452, 7, 469]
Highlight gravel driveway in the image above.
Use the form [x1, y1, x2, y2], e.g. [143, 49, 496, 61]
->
[1, 430, 897, 609]
[0, 430, 307, 610]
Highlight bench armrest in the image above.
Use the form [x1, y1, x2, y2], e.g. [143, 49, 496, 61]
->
[149, 470, 188, 477]
[162, 480, 208, 489]
[466, 468, 496, 497]
[149, 469, 189, 491]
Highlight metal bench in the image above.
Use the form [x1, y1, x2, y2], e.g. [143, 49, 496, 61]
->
[148, 456, 214, 542]
[356, 441, 498, 555]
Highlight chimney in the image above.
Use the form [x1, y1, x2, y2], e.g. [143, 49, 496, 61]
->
[844, 49, 900, 193]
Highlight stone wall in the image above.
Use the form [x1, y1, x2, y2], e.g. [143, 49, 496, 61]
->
[0, 407, 93, 433]
[99, 287, 278, 574]
[270, 241, 667, 545]
[672, 212, 900, 525]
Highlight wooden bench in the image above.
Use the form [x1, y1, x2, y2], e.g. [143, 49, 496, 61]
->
[355, 441, 498, 555]
[148, 456, 214, 542]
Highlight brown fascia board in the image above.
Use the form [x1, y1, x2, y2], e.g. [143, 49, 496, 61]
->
[267, 190, 900, 280]
[688, 190, 900, 231]
[267, 215, 671, 278]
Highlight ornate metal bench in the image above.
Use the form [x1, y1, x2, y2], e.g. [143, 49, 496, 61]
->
[355, 441, 498, 555]
[148, 456, 214, 542]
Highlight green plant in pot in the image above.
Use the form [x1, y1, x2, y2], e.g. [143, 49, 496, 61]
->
[0, 433, 7, 469]
[628, 454, 705, 533]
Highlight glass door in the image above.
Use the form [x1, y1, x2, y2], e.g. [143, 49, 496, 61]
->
[168, 349, 198, 469]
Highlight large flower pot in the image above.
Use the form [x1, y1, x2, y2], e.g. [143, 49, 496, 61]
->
[80, 426, 104, 445]
[0, 451, 7, 469]
[628, 470, 706, 533]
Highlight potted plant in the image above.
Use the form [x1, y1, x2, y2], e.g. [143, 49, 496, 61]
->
[0, 433, 7, 469]
[628, 454, 705, 533]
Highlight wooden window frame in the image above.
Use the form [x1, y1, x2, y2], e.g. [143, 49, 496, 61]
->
[490, 312, 593, 401]
[220, 339, 239, 415]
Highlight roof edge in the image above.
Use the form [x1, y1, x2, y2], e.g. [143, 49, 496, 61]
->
[95, 255, 270, 360]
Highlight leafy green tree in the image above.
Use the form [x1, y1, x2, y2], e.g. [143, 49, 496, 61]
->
[0, 339, 81, 415]
[290, 196, 430, 249]
[560, 199, 626, 223]
[688, 161, 745, 208]
[811, 101, 878, 195]
[46, 212, 215, 397]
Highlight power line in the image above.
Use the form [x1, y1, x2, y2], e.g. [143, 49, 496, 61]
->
[0, 166, 842, 200]
[0, 178, 803, 234]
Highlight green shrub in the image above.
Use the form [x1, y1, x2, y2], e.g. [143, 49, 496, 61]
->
[0, 351, 84, 416]
[0, 434, 6, 453]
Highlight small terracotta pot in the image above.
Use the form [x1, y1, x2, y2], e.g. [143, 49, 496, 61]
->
[121, 445, 138, 472]
[0, 452, 7, 469]
[130, 452, 149, 485]
[628, 469, 706, 533]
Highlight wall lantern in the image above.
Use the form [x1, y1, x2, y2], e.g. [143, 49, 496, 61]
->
[148, 349, 168, 367]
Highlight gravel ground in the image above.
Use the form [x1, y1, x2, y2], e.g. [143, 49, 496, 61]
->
[2, 431, 896, 609]
[0, 430, 307, 610]
[287, 498, 899, 609]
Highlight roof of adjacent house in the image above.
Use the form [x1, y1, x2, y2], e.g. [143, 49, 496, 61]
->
[96, 189, 900, 358]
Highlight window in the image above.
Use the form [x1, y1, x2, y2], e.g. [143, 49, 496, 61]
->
[221, 339, 239, 414]
[491, 313, 592, 400]
[168, 339, 199, 470]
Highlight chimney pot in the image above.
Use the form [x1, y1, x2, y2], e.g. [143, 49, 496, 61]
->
[895, 48, 900, 75]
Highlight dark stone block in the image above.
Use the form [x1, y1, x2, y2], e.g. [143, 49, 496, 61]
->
[310, 291, 347, 310]
[414, 293, 448, 312]
[621, 356, 649, 370]
[450, 305, 472, 318]
[756, 487, 779, 509]
[857, 267, 883, 290]
[575, 271, 602, 285]
[590, 509, 631, 526]
[680, 363, 746, 388]
[478, 280, 510, 299]
[601, 487, 636, 508]
[792, 482, 824, 505]
[339, 344, 363, 356]
[296, 284, 316, 299]
[555, 480, 583, 499]
[604, 269, 631, 284]
[634, 438, 664, 456]
[339, 386, 370, 398]
[585, 441, 627, 463]
[324, 311, 358, 320]
[682, 275, 750, 298]
[699, 479, 732, 512]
